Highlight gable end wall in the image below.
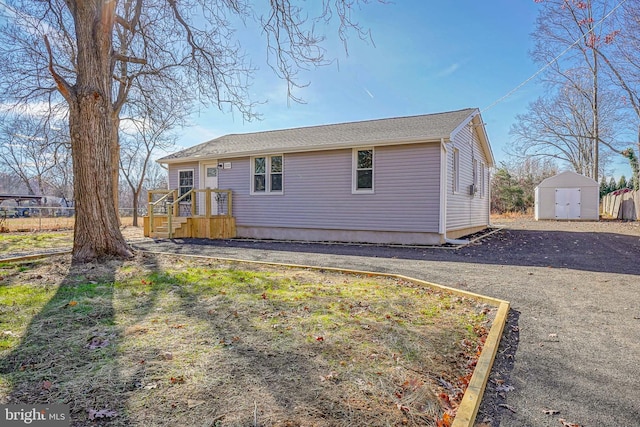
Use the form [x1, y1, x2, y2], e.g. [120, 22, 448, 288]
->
[446, 123, 491, 232]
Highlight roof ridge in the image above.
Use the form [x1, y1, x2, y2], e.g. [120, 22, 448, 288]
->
[217, 108, 478, 139]
[159, 108, 485, 163]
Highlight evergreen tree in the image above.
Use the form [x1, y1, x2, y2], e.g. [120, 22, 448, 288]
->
[618, 175, 628, 190]
[600, 175, 610, 197]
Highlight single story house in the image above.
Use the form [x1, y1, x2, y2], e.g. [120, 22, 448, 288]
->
[534, 170, 599, 221]
[156, 108, 494, 245]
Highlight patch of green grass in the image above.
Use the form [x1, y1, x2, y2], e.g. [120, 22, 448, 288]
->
[0, 255, 495, 427]
[0, 232, 71, 254]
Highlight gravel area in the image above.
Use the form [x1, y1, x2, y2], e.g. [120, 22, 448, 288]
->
[131, 219, 640, 426]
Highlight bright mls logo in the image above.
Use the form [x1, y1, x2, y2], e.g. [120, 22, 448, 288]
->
[2, 405, 69, 426]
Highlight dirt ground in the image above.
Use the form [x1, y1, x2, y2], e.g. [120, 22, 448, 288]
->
[129, 218, 640, 426]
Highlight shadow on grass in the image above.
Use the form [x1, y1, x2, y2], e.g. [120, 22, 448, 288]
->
[0, 256, 128, 426]
[0, 253, 489, 426]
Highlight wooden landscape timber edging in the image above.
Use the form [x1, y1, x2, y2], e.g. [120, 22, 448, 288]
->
[0, 250, 71, 263]
[137, 249, 510, 427]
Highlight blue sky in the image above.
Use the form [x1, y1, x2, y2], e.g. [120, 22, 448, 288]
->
[176, 1, 630, 178]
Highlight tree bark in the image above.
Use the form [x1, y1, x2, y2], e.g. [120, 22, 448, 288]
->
[68, 0, 131, 262]
[132, 188, 140, 227]
[111, 115, 122, 226]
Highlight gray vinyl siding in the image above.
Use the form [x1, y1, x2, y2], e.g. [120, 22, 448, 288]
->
[446, 125, 491, 230]
[168, 162, 200, 193]
[216, 143, 441, 233]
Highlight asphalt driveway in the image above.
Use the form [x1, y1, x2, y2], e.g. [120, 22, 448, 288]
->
[132, 219, 640, 426]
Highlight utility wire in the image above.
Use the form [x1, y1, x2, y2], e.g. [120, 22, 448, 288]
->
[481, 0, 628, 114]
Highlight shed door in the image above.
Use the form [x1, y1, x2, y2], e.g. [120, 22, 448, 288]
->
[555, 188, 581, 219]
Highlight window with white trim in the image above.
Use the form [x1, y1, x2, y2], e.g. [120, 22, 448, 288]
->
[353, 148, 374, 192]
[178, 169, 194, 201]
[453, 148, 460, 193]
[252, 155, 283, 194]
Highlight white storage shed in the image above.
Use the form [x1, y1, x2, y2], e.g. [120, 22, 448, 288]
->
[534, 171, 599, 221]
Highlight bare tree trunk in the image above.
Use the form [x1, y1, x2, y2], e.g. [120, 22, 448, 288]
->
[112, 116, 121, 225]
[132, 189, 140, 227]
[69, 0, 131, 262]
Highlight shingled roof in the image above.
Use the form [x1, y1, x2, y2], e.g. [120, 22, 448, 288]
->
[159, 108, 483, 163]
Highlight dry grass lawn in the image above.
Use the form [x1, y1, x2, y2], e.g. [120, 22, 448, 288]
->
[0, 252, 494, 426]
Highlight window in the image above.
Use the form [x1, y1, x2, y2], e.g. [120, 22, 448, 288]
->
[252, 155, 283, 194]
[353, 148, 374, 192]
[453, 148, 460, 193]
[178, 170, 194, 201]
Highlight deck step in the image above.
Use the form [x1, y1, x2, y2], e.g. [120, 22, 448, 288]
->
[150, 216, 189, 238]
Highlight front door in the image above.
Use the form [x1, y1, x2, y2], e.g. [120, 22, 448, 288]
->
[204, 163, 219, 215]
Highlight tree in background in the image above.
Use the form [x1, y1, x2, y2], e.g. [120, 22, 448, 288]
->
[590, 0, 640, 188]
[119, 94, 180, 227]
[617, 175, 628, 190]
[0, 115, 70, 197]
[510, 77, 622, 177]
[491, 167, 526, 214]
[520, 0, 637, 180]
[491, 158, 558, 214]
[599, 175, 609, 197]
[622, 148, 639, 190]
[0, 0, 380, 262]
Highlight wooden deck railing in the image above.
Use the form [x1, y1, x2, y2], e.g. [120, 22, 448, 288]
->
[147, 188, 233, 238]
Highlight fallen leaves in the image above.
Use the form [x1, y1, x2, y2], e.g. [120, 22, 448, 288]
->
[87, 408, 118, 421]
[86, 336, 110, 350]
[63, 300, 78, 309]
[158, 352, 173, 361]
[495, 383, 515, 392]
[187, 399, 205, 408]
[498, 403, 517, 413]
[169, 376, 185, 384]
[319, 371, 337, 382]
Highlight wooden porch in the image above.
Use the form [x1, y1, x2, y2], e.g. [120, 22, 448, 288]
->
[143, 189, 236, 239]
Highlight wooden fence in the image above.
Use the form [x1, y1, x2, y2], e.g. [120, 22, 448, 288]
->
[601, 189, 639, 220]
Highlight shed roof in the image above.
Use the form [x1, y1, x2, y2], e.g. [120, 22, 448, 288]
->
[159, 108, 494, 165]
[536, 171, 598, 188]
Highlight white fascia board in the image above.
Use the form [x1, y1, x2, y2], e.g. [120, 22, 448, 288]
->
[449, 109, 495, 168]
